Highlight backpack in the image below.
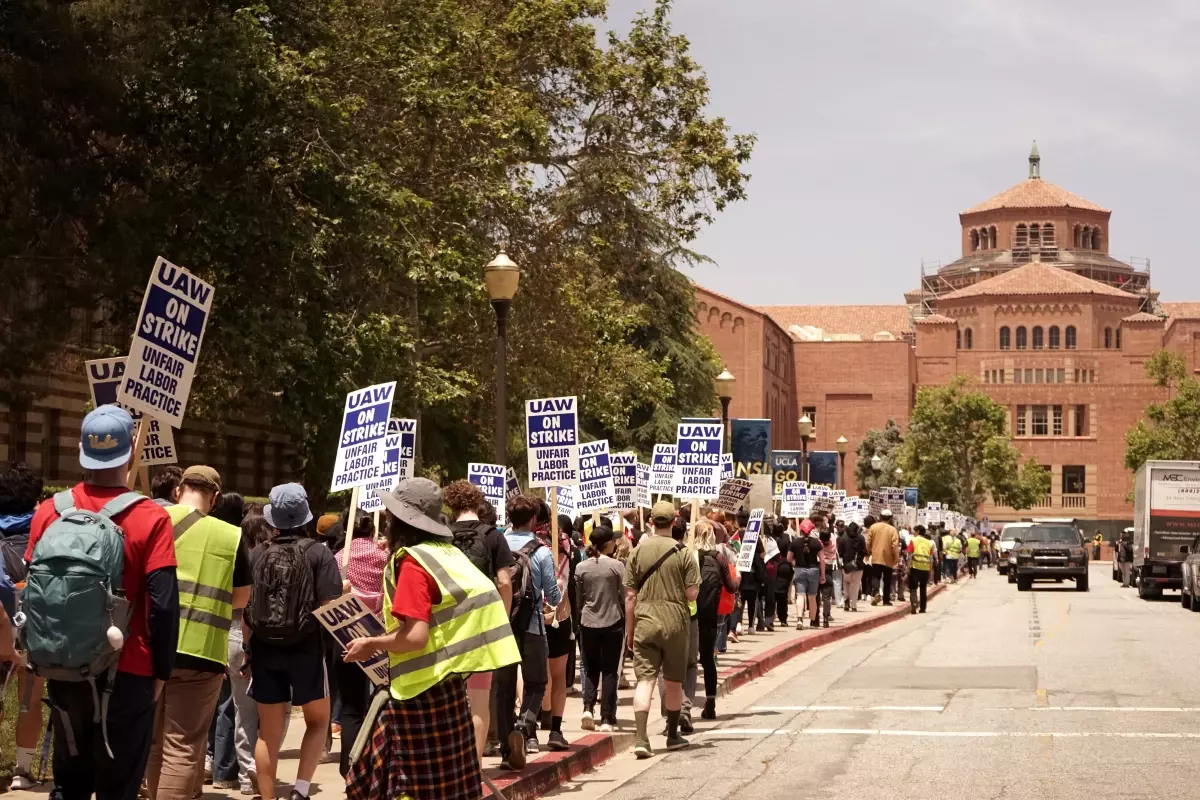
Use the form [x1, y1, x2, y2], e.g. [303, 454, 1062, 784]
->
[1, 535, 27, 585]
[776, 558, 795, 586]
[247, 536, 318, 646]
[508, 539, 543, 633]
[452, 521, 495, 579]
[697, 550, 726, 620]
[21, 490, 141, 757]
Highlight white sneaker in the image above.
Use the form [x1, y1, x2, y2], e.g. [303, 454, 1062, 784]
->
[599, 722, 615, 732]
[581, 710, 595, 730]
[10, 770, 37, 790]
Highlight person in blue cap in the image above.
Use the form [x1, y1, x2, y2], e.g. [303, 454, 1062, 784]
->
[24, 404, 179, 800]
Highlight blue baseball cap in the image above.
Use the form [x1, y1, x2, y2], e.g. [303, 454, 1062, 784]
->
[80, 405, 135, 470]
[264, 483, 314, 531]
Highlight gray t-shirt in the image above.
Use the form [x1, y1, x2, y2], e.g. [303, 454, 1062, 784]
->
[575, 554, 626, 629]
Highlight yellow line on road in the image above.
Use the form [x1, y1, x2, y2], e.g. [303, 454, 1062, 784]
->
[1037, 689, 1049, 708]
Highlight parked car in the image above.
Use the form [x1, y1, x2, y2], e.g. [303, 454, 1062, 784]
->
[1180, 534, 1200, 611]
[1013, 523, 1089, 592]
[997, 523, 1033, 576]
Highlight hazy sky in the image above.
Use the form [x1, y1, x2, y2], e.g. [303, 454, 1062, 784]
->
[605, 0, 1200, 306]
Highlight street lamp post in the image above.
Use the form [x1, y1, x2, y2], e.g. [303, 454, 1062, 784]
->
[871, 453, 883, 473]
[715, 369, 736, 451]
[484, 248, 521, 465]
[798, 414, 813, 483]
[895, 467, 904, 481]
[836, 435, 848, 491]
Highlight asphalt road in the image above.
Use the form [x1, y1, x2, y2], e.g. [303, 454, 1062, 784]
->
[555, 563, 1200, 800]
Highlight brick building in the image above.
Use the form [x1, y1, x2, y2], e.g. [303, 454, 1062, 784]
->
[697, 145, 1200, 528]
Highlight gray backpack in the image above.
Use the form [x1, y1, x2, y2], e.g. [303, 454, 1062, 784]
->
[20, 490, 139, 755]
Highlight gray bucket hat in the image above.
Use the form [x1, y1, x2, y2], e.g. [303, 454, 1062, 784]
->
[380, 477, 452, 540]
[264, 483, 314, 531]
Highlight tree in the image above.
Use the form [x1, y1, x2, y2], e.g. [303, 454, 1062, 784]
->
[1125, 350, 1200, 470]
[900, 377, 1049, 514]
[855, 419, 904, 492]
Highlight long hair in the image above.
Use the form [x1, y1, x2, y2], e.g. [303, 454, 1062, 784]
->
[686, 520, 716, 553]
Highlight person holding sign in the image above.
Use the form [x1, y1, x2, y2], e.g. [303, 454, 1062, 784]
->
[343, 479, 519, 800]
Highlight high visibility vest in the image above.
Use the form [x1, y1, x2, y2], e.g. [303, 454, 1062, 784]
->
[942, 535, 962, 557]
[966, 537, 981, 558]
[383, 541, 520, 702]
[911, 537, 933, 571]
[166, 505, 240, 665]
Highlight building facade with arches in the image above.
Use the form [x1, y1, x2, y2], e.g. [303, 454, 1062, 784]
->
[695, 146, 1200, 530]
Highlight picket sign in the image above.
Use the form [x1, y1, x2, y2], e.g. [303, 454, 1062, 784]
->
[86, 357, 178, 469]
[735, 509, 766, 572]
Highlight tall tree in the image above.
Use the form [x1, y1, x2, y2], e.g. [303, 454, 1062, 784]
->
[900, 377, 1049, 514]
[1125, 350, 1200, 470]
[855, 419, 904, 493]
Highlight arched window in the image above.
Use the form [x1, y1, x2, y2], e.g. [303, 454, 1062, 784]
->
[956, 329, 962, 349]
[1015, 224, 1029, 249]
[989, 226, 997, 249]
[1092, 229, 1102, 250]
[1081, 226, 1092, 249]
[965, 328, 973, 349]
[999, 326, 1011, 350]
[1029, 223, 1041, 249]
[1016, 326, 1028, 350]
[1065, 326, 1077, 349]
[1032, 326, 1044, 349]
[1049, 326, 1060, 349]
[1116, 327, 1122, 349]
[970, 230, 980, 251]
[1043, 223, 1055, 248]
[1104, 327, 1112, 348]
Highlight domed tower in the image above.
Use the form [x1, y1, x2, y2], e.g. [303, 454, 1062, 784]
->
[917, 143, 1149, 306]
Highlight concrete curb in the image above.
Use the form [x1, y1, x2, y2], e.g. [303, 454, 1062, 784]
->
[484, 582, 949, 799]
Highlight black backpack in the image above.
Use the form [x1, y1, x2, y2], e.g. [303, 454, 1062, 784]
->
[248, 537, 318, 646]
[1, 534, 28, 584]
[697, 550, 725, 620]
[776, 558, 795, 586]
[508, 539, 543, 632]
[452, 521, 495, 578]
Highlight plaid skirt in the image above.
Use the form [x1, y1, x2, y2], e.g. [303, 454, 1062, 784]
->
[346, 675, 481, 800]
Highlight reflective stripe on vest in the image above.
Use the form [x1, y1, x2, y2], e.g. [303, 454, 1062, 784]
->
[942, 536, 961, 557]
[382, 541, 520, 701]
[167, 505, 240, 664]
[911, 537, 933, 571]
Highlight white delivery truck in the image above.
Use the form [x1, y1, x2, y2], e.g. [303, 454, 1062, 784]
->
[1132, 460, 1200, 599]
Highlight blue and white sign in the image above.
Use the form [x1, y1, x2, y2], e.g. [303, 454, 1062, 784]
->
[712, 478, 753, 514]
[636, 462, 652, 510]
[86, 357, 177, 467]
[525, 396, 579, 488]
[672, 420, 723, 499]
[781, 481, 808, 518]
[468, 463, 508, 526]
[389, 418, 417, 483]
[505, 467, 522, 503]
[649, 445, 676, 496]
[555, 485, 577, 521]
[735, 509, 766, 572]
[116, 257, 215, 427]
[611, 452, 638, 509]
[721, 453, 733, 482]
[576, 440, 616, 513]
[359, 417, 415, 513]
[330, 382, 397, 492]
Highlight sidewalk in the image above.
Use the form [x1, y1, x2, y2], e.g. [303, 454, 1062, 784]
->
[7, 579, 953, 800]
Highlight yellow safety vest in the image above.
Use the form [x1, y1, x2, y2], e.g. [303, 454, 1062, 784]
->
[942, 535, 961, 557]
[966, 537, 981, 558]
[166, 505, 240, 664]
[911, 537, 933, 571]
[383, 541, 520, 702]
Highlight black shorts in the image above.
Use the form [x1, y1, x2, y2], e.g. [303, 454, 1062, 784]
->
[249, 637, 330, 706]
[545, 621, 573, 659]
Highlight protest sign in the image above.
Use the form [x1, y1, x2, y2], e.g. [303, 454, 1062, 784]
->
[390, 418, 417, 482]
[576, 440, 616, 513]
[505, 467, 522, 503]
[781, 481, 808, 518]
[672, 420, 722, 499]
[555, 485, 577, 520]
[735, 509, 765, 572]
[116, 257, 214, 427]
[636, 463, 652, 509]
[525, 396, 579, 488]
[712, 478, 753, 514]
[811, 485, 836, 516]
[468, 463, 508, 526]
[649, 445, 676, 496]
[772, 451, 803, 498]
[927, 502, 943, 526]
[904, 487, 919, 508]
[731, 418, 771, 479]
[917, 509, 928, 528]
[313, 594, 389, 686]
[886, 488, 905, 518]
[358, 417, 412, 513]
[611, 452, 638, 509]
[329, 382, 397, 492]
[86, 357, 177, 467]
[868, 490, 885, 518]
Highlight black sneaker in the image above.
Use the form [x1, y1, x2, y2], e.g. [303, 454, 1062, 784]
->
[505, 727, 528, 770]
[679, 714, 694, 734]
[665, 734, 690, 751]
[526, 735, 540, 754]
[289, 791, 309, 800]
[547, 730, 569, 751]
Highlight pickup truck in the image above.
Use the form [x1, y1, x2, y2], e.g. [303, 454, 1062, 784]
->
[1013, 523, 1089, 592]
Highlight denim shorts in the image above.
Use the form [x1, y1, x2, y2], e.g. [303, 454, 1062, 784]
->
[793, 567, 820, 597]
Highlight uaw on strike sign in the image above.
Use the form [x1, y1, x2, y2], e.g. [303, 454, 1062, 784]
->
[330, 382, 397, 492]
[86, 358, 177, 467]
[525, 396, 579, 488]
[116, 258, 214, 427]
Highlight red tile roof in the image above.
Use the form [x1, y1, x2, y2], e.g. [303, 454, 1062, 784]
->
[915, 313, 956, 325]
[962, 179, 1109, 215]
[939, 262, 1135, 301]
[758, 305, 912, 339]
[1161, 302, 1200, 320]
[1122, 312, 1164, 323]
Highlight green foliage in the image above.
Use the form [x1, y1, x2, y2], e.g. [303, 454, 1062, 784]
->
[1125, 350, 1200, 471]
[854, 419, 904, 493]
[0, 0, 751, 496]
[900, 377, 1050, 514]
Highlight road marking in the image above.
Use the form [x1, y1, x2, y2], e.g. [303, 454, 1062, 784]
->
[700, 728, 1200, 739]
[1036, 689, 1049, 708]
[992, 707, 1200, 713]
[700, 728, 787, 736]
[750, 705, 945, 713]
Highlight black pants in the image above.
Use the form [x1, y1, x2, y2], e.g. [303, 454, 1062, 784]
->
[494, 629, 548, 757]
[47, 671, 157, 800]
[761, 589, 776, 628]
[580, 621, 623, 724]
[334, 657, 374, 777]
[908, 569, 929, 613]
[774, 592, 790, 625]
[697, 618, 719, 699]
[932, 558, 941, 584]
[873, 565, 893, 601]
[968, 556, 980, 577]
[738, 588, 759, 631]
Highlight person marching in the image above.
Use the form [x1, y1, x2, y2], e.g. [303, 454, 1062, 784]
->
[965, 530, 982, 579]
[941, 527, 962, 584]
[907, 525, 934, 614]
[344, 479, 520, 800]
